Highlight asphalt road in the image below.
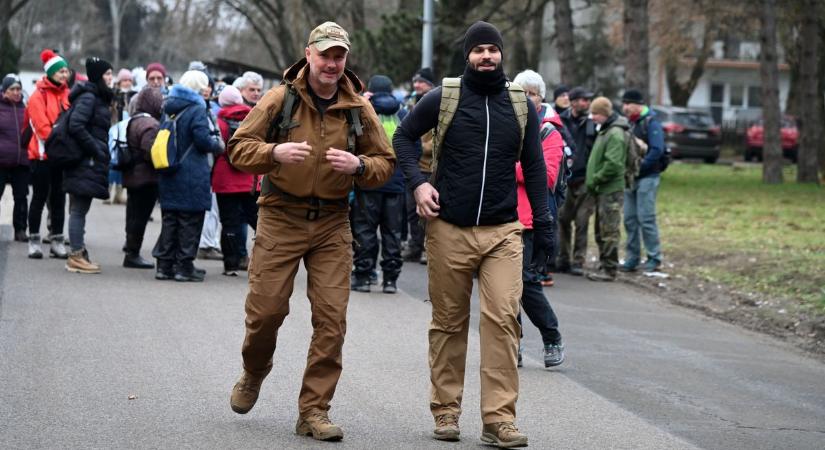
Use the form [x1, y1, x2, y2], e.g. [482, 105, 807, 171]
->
[1, 196, 823, 449]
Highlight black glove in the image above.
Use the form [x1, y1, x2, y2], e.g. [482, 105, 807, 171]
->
[530, 217, 555, 275]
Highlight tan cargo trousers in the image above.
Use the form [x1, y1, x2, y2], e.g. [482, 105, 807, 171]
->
[426, 218, 523, 424]
[241, 206, 352, 415]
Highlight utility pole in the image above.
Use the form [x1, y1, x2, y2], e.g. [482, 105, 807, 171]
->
[422, 0, 434, 69]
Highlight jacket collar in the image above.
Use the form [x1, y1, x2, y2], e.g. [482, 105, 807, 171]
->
[282, 58, 364, 111]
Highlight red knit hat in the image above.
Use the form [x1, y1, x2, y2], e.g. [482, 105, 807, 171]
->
[41, 49, 68, 78]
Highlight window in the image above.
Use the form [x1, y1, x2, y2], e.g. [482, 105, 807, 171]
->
[730, 85, 744, 107]
[748, 86, 762, 108]
[710, 84, 724, 103]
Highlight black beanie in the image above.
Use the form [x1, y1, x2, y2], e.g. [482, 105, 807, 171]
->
[367, 74, 393, 94]
[621, 88, 645, 104]
[553, 84, 570, 100]
[413, 67, 435, 86]
[463, 21, 504, 59]
[85, 57, 112, 83]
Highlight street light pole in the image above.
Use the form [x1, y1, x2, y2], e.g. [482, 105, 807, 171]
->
[422, 0, 434, 69]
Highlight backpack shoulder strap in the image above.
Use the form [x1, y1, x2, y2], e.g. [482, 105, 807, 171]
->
[265, 83, 301, 142]
[344, 106, 363, 154]
[431, 77, 461, 179]
[539, 121, 557, 142]
[507, 82, 529, 160]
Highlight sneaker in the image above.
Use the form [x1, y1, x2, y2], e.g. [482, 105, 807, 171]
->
[433, 413, 460, 441]
[419, 250, 428, 265]
[174, 270, 205, 282]
[481, 422, 528, 448]
[296, 409, 343, 441]
[642, 259, 662, 272]
[222, 270, 239, 277]
[197, 247, 223, 260]
[619, 260, 639, 272]
[568, 265, 584, 276]
[544, 342, 565, 367]
[369, 270, 378, 285]
[155, 270, 174, 280]
[587, 269, 616, 282]
[351, 275, 370, 292]
[49, 235, 69, 259]
[41, 235, 50, 244]
[230, 370, 268, 414]
[65, 249, 101, 274]
[13, 230, 28, 242]
[540, 273, 554, 287]
[382, 279, 397, 294]
[28, 235, 43, 259]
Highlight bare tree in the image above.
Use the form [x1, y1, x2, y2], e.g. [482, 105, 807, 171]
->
[108, 0, 133, 69]
[760, 0, 783, 184]
[0, 0, 30, 72]
[553, 0, 576, 85]
[623, 0, 649, 94]
[797, 0, 822, 183]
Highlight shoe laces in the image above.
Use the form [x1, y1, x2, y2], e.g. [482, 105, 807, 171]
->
[436, 414, 458, 427]
[309, 410, 332, 425]
[237, 374, 260, 393]
[497, 422, 519, 436]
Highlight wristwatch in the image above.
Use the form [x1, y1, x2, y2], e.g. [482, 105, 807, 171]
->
[354, 158, 366, 177]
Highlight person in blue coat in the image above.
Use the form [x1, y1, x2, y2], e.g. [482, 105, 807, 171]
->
[152, 70, 224, 282]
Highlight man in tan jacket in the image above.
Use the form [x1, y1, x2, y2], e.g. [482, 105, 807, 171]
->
[226, 21, 395, 441]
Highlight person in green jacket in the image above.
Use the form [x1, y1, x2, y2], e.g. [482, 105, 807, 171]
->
[585, 96, 629, 281]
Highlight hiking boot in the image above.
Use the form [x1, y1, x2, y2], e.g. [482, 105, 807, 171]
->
[481, 422, 528, 448]
[433, 413, 460, 441]
[230, 370, 268, 414]
[544, 342, 565, 367]
[642, 259, 662, 272]
[13, 230, 28, 242]
[382, 279, 397, 294]
[401, 247, 421, 262]
[351, 275, 370, 292]
[155, 269, 175, 281]
[419, 250, 428, 265]
[619, 260, 639, 272]
[197, 247, 223, 260]
[568, 265, 584, 276]
[123, 253, 154, 269]
[587, 269, 616, 282]
[66, 249, 101, 274]
[296, 409, 344, 441]
[174, 270, 205, 282]
[28, 235, 43, 259]
[49, 235, 68, 259]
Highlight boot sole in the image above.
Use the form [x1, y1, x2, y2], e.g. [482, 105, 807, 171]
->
[481, 432, 528, 448]
[433, 430, 460, 441]
[296, 421, 343, 441]
[229, 400, 254, 414]
[28, 253, 43, 259]
[65, 266, 101, 274]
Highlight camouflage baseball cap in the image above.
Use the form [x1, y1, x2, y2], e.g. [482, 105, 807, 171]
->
[307, 22, 351, 51]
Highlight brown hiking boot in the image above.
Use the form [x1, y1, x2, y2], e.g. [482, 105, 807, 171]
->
[295, 409, 344, 441]
[481, 422, 528, 448]
[433, 413, 460, 441]
[65, 249, 101, 274]
[230, 370, 267, 414]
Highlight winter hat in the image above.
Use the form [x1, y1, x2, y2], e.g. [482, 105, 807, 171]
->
[116, 68, 133, 83]
[179, 70, 209, 93]
[553, 84, 569, 100]
[463, 21, 504, 59]
[590, 96, 613, 117]
[412, 67, 435, 86]
[218, 85, 244, 107]
[621, 88, 645, 104]
[85, 57, 112, 83]
[367, 75, 393, 94]
[145, 62, 166, 79]
[41, 49, 68, 78]
[568, 86, 594, 101]
[1, 74, 22, 92]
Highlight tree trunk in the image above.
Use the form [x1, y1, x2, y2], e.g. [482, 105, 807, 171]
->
[760, 0, 783, 184]
[797, 0, 821, 183]
[623, 0, 649, 94]
[109, 0, 121, 70]
[553, 0, 576, 85]
[0, 0, 29, 74]
[665, 14, 717, 106]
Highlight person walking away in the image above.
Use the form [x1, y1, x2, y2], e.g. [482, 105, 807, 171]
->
[122, 86, 163, 269]
[585, 97, 628, 282]
[226, 21, 395, 441]
[350, 74, 406, 294]
[557, 86, 596, 275]
[26, 49, 71, 259]
[152, 70, 224, 282]
[0, 74, 30, 242]
[619, 89, 665, 273]
[393, 21, 554, 448]
[213, 85, 258, 276]
[401, 67, 436, 265]
[63, 57, 114, 273]
[512, 69, 565, 367]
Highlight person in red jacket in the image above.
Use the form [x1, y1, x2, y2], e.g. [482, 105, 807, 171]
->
[213, 85, 258, 275]
[25, 49, 71, 259]
[514, 69, 565, 369]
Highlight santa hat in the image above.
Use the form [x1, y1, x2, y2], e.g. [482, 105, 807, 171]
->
[41, 49, 68, 78]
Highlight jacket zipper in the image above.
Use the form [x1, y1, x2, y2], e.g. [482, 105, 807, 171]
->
[476, 96, 490, 226]
[312, 116, 325, 198]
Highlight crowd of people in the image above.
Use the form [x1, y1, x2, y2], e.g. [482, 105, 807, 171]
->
[0, 18, 669, 449]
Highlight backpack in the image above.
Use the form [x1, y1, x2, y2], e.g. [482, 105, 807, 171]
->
[150, 106, 194, 173]
[225, 118, 242, 140]
[110, 113, 150, 170]
[44, 104, 84, 168]
[539, 121, 573, 204]
[379, 113, 400, 142]
[632, 115, 672, 173]
[430, 77, 529, 184]
[623, 127, 646, 190]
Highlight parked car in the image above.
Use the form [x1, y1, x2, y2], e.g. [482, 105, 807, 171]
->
[744, 116, 798, 162]
[652, 106, 721, 164]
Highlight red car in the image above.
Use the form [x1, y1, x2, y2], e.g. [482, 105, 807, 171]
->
[745, 116, 798, 162]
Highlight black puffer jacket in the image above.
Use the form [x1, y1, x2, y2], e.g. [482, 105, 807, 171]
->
[393, 76, 549, 227]
[63, 82, 111, 199]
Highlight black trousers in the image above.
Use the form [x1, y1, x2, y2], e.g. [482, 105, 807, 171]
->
[404, 178, 428, 255]
[216, 192, 258, 271]
[28, 160, 65, 236]
[351, 190, 404, 281]
[0, 166, 30, 232]
[519, 230, 562, 346]
[152, 209, 205, 274]
[125, 184, 158, 237]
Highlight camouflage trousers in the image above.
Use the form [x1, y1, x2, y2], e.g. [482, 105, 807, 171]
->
[594, 191, 624, 273]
